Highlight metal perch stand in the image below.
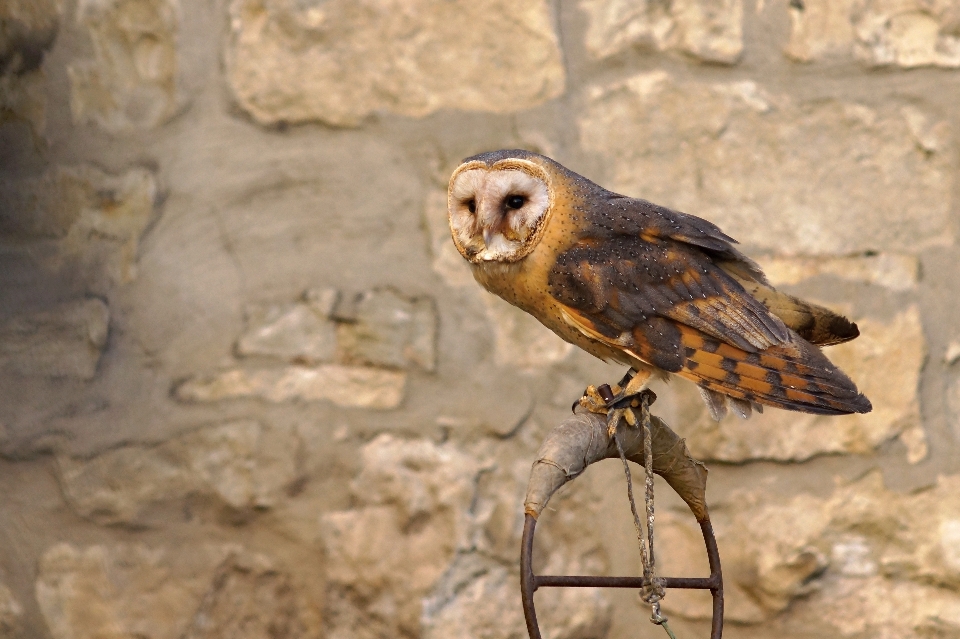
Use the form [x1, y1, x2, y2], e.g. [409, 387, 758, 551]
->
[519, 407, 724, 639]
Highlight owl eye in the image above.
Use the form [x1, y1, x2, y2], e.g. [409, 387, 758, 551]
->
[467, 199, 476, 214]
[505, 195, 525, 210]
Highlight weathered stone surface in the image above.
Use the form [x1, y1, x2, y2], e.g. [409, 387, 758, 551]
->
[0, 581, 24, 638]
[36, 543, 316, 639]
[673, 306, 927, 463]
[761, 253, 920, 291]
[0, 298, 108, 379]
[69, 0, 180, 131]
[180, 552, 317, 639]
[947, 341, 960, 365]
[57, 420, 299, 524]
[0, 0, 62, 134]
[338, 288, 437, 372]
[175, 364, 406, 409]
[236, 289, 339, 363]
[0, 0, 62, 67]
[663, 471, 960, 634]
[580, 0, 744, 63]
[482, 294, 573, 370]
[422, 552, 612, 639]
[580, 72, 955, 255]
[321, 435, 488, 638]
[786, 0, 960, 68]
[36, 542, 234, 639]
[225, 0, 565, 126]
[0, 165, 157, 285]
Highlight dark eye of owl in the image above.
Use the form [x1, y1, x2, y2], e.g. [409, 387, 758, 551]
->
[467, 199, 476, 214]
[505, 195, 525, 210]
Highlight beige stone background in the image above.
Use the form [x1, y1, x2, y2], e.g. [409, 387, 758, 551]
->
[1, 0, 959, 637]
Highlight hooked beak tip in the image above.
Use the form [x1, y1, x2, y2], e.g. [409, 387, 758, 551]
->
[482, 228, 495, 249]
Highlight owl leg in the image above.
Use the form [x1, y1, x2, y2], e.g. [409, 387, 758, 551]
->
[577, 369, 656, 437]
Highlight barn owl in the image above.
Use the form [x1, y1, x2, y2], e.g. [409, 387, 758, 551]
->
[447, 149, 871, 422]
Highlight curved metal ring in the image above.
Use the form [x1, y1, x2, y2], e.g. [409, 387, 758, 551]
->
[520, 512, 724, 639]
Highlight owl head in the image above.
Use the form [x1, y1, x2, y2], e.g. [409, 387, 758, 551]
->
[447, 149, 556, 264]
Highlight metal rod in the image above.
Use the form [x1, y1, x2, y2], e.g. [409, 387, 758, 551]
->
[534, 575, 718, 590]
[521, 513, 725, 639]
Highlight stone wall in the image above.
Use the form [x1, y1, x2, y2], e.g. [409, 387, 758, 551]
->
[1, 0, 959, 637]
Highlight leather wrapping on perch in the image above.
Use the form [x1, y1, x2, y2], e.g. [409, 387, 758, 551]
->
[524, 408, 709, 521]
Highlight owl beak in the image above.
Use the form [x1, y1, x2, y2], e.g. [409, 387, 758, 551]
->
[482, 227, 495, 250]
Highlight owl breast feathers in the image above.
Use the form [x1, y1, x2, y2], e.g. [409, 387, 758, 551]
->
[447, 149, 872, 421]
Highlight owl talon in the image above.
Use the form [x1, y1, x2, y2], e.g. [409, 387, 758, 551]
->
[576, 371, 657, 439]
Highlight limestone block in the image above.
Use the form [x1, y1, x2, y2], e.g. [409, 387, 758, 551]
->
[481, 293, 573, 370]
[786, 0, 960, 68]
[36, 542, 236, 639]
[0, 581, 24, 638]
[673, 306, 926, 463]
[174, 363, 406, 409]
[236, 289, 339, 363]
[0, 0, 63, 134]
[350, 434, 487, 540]
[948, 341, 960, 365]
[0, 298, 108, 379]
[36, 543, 316, 639]
[0, 0, 62, 64]
[338, 288, 437, 372]
[0, 165, 157, 285]
[579, 72, 954, 256]
[69, 0, 180, 131]
[663, 472, 960, 632]
[760, 253, 920, 291]
[225, 0, 565, 126]
[56, 420, 299, 524]
[580, 0, 744, 63]
[320, 435, 489, 638]
[422, 553, 612, 639]
[180, 552, 316, 639]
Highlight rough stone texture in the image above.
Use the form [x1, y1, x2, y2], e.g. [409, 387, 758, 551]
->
[36, 543, 317, 639]
[761, 253, 920, 291]
[337, 288, 437, 372]
[57, 420, 299, 525]
[482, 294, 574, 370]
[660, 471, 960, 636]
[0, 581, 24, 638]
[2, 2, 959, 638]
[580, 72, 955, 256]
[0, 165, 157, 285]
[0, 0, 62, 135]
[180, 552, 316, 639]
[69, 0, 180, 131]
[236, 289, 339, 363]
[0, 298, 108, 379]
[320, 435, 489, 639]
[673, 306, 927, 463]
[786, 0, 960, 68]
[174, 364, 407, 409]
[225, 0, 565, 126]
[421, 552, 612, 639]
[580, 0, 744, 63]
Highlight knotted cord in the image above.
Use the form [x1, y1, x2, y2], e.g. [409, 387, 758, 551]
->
[612, 393, 677, 639]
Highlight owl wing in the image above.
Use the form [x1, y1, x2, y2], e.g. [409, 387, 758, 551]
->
[548, 196, 871, 415]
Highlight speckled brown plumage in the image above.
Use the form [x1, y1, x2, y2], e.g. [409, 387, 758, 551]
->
[448, 150, 871, 419]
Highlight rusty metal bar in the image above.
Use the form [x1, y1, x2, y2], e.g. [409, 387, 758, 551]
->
[521, 514, 724, 639]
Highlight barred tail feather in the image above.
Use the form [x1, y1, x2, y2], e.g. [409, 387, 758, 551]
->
[675, 325, 872, 416]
